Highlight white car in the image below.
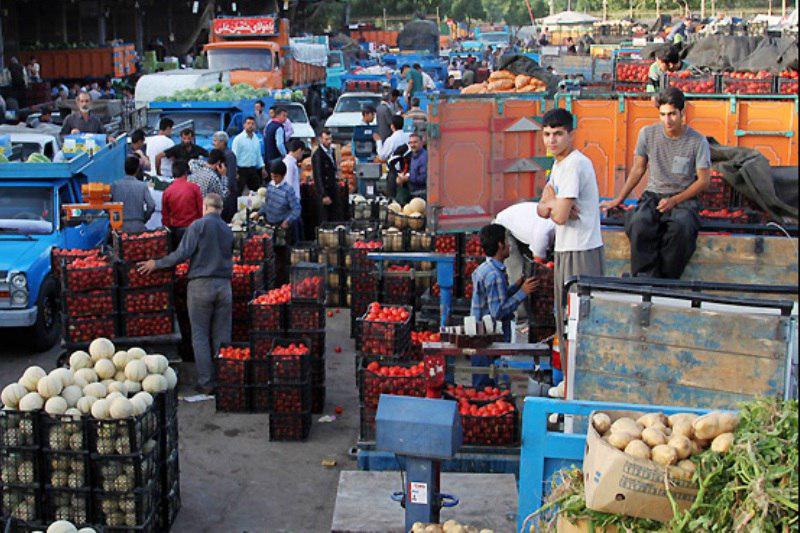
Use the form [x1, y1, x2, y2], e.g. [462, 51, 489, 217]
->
[0, 125, 61, 161]
[276, 102, 315, 148]
[324, 92, 381, 144]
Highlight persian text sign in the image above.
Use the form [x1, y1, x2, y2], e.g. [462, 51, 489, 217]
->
[213, 17, 277, 37]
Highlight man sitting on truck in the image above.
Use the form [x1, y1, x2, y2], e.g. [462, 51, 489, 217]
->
[60, 91, 104, 138]
[111, 156, 156, 233]
[601, 87, 710, 279]
[156, 128, 208, 177]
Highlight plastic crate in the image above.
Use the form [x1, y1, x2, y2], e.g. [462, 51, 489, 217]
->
[248, 293, 286, 332]
[721, 74, 774, 94]
[266, 383, 312, 414]
[311, 386, 325, 414]
[407, 231, 434, 252]
[41, 414, 87, 453]
[113, 229, 170, 262]
[240, 233, 274, 264]
[349, 242, 382, 271]
[63, 315, 117, 344]
[357, 305, 413, 357]
[0, 448, 39, 486]
[117, 262, 174, 289]
[43, 486, 91, 525]
[666, 73, 718, 94]
[290, 262, 326, 304]
[433, 233, 459, 254]
[231, 265, 264, 298]
[461, 409, 519, 446]
[348, 269, 381, 297]
[231, 321, 249, 343]
[613, 81, 648, 93]
[360, 360, 426, 409]
[249, 386, 271, 412]
[0, 484, 42, 524]
[613, 58, 652, 83]
[159, 480, 180, 531]
[215, 356, 248, 386]
[778, 76, 799, 95]
[347, 222, 381, 246]
[285, 329, 325, 358]
[62, 289, 116, 318]
[290, 242, 319, 265]
[51, 248, 101, 280]
[0, 412, 39, 448]
[215, 386, 248, 413]
[89, 409, 158, 456]
[251, 338, 311, 384]
[382, 267, 416, 306]
[120, 286, 173, 314]
[93, 444, 159, 493]
[287, 302, 325, 330]
[698, 175, 733, 210]
[317, 223, 348, 248]
[43, 450, 90, 489]
[359, 405, 377, 442]
[94, 480, 158, 528]
[381, 229, 405, 252]
[268, 412, 311, 441]
[119, 310, 174, 338]
[62, 259, 115, 292]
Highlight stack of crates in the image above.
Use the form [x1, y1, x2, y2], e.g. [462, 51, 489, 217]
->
[114, 229, 173, 339]
[0, 410, 43, 529]
[40, 412, 91, 527]
[523, 258, 556, 343]
[156, 388, 180, 531]
[264, 338, 313, 441]
[349, 240, 383, 338]
[406, 231, 435, 295]
[214, 344, 251, 413]
[316, 223, 348, 308]
[59, 250, 118, 345]
[355, 305, 415, 443]
[381, 263, 418, 307]
[289, 263, 328, 414]
[459, 232, 484, 301]
[232, 233, 275, 342]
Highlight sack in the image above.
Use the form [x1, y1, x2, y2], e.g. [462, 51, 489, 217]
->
[514, 74, 532, 89]
[489, 70, 515, 81]
[488, 79, 514, 91]
[461, 82, 487, 94]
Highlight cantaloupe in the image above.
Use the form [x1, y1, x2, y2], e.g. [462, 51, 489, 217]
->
[88, 338, 115, 361]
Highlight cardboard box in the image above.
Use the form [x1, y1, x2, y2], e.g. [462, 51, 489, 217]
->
[557, 516, 619, 533]
[582, 410, 698, 522]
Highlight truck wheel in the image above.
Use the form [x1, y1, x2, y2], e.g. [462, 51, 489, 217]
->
[29, 276, 61, 352]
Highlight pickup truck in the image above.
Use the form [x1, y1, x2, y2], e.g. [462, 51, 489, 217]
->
[0, 125, 61, 161]
[323, 92, 381, 144]
[0, 138, 126, 350]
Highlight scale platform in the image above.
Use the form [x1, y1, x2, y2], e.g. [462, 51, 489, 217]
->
[331, 471, 518, 533]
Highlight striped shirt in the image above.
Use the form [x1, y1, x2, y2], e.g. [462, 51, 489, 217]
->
[258, 179, 300, 225]
[470, 257, 526, 341]
[188, 159, 228, 198]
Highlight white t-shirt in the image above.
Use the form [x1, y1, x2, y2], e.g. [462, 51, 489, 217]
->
[494, 202, 556, 259]
[282, 153, 301, 201]
[146, 135, 175, 178]
[548, 150, 603, 253]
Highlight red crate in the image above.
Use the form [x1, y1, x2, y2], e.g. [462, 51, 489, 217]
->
[62, 258, 115, 292]
[268, 412, 311, 441]
[215, 386, 248, 412]
[722, 73, 773, 94]
[287, 302, 325, 330]
[114, 228, 169, 262]
[63, 315, 116, 344]
[614, 58, 652, 83]
[433, 234, 458, 254]
[241, 233, 274, 264]
[461, 408, 518, 446]
[51, 247, 101, 280]
[121, 286, 173, 314]
[232, 264, 264, 297]
[778, 76, 799, 95]
[120, 311, 173, 337]
[360, 360, 426, 409]
[252, 338, 311, 384]
[118, 261, 174, 288]
[290, 262, 326, 304]
[667, 73, 717, 94]
[357, 305, 413, 356]
[215, 344, 249, 385]
[349, 241, 383, 271]
[63, 289, 115, 318]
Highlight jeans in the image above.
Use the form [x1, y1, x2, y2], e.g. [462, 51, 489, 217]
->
[187, 277, 232, 388]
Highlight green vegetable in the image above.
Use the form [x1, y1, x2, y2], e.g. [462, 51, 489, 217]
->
[26, 153, 51, 163]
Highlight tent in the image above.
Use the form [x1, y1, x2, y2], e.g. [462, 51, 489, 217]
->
[539, 11, 599, 25]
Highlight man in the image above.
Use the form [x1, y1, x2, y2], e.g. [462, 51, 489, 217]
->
[601, 88, 710, 279]
[156, 128, 208, 176]
[415, 64, 436, 91]
[253, 100, 269, 131]
[121, 86, 136, 115]
[494, 202, 556, 262]
[376, 89, 398, 142]
[264, 108, 288, 165]
[60, 91, 104, 138]
[537, 108, 604, 348]
[404, 98, 427, 140]
[395, 133, 427, 203]
[188, 149, 229, 198]
[647, 46, 689, 92]
[360, 105, 376, 126]
[256, 160, 301, 232]
[377, 115, 410, 163]
[470, 223, 538, 387]
[9, 57, 27, 107]
[212, 131, 238, 222]
[161, 160, 203, 250]
[126, 129, 150, 179]
[232, 116, 265, 194]
[110, 156, 156, 233]
[138, 193, 233, 394]
[147, 118, 175, 177]
[88, 82, 103, 101]
[402, 64, 423, 100]
[282, 139, 304, 203]
[312, 129, 339, 223]
[271, 105, 294, 139]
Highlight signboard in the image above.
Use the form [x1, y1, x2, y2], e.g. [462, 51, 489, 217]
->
[212, 17, 277, 37]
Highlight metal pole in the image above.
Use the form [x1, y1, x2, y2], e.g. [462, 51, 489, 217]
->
[62, 0, 68, 43]
[98, 0, 107, 45]
[603, 0, 608, 21]
[134, 5, 144, 54]
[782, 0, 786, 17]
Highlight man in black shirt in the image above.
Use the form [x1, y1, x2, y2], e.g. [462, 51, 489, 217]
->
[60, 92, 105, 139]
[155, 128, 208, 175]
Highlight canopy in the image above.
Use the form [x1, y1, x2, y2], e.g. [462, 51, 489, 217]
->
[539, 11, 599, 26]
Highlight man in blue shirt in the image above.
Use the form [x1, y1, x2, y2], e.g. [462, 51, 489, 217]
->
[396, 132, 427, 198]
[470, 223, 538, 386]
[255, 160, 301, 233]
[232, 116, 265, 194]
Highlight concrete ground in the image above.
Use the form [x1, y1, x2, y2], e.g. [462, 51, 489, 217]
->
[0, 309, 366, 533]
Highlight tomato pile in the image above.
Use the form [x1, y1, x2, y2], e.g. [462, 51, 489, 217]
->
[615, 82, 647, 93]
[362, 361, 426, 408]
[122, 288, 171, 313]
[360, 303, 412, 355]
[250, 285, 290, 331]
[231, 264, 261, 296]
[64, 290, 114, 317]
[219, 345, 251, 360]
[269, 385, 309, 413]
[217, 345, 249, 384]
[263, 342, 310, 382]
[241, 234, 274, 263]
[410, 330, 441, 358]
[52, 248, 100, 278]
[779, 69, 799, 94]
[289, 331, 325, 357]
[464, 234, 484, 256]
[615, 61, 651, 82]
[459, 398, 517, 445]
[65, 316, 116, 343]
[123, 312, 173, 337]
[434, 235, 457, 254]
[291, 275, 324, 302]
[116, 229, 169, 262]
[723, 71, 773, 94]
[668, 72, 716, 93]
[64, 256, 114, 291]
[445, 384, 511, 403]
[216, 386, 248, 411]
[288, 303, 325, 330]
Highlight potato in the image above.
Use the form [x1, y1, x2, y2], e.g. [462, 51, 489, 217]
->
[677, 459, 696, 475]
[668, 435, 692, 459]
[671, 419, 694, 439]
[711, 432, 734, 453]
[694, 412, 729, 440]
[412, 523, 426, 533]
[637, 412, 667, 428]
[668, 413, 698, 427]
[691, 438, 709, 455]
[592, 413, 611, 434]
[641, 427, 667, 447]
[668, 465, 693, 481]
[624, 439, 651, 460]
[611, 417, 642, 439]
[651, 445, 678, 466]
[607, 431, 635, 450]
[718, 413, 739, 434]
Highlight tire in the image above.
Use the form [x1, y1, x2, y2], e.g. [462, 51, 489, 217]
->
[28, 276, 61, 352]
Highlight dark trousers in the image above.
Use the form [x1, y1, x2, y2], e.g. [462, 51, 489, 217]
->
[238, 166, 261, 194]
[168, 226, 188, 252]
[625, 191, 700, 279]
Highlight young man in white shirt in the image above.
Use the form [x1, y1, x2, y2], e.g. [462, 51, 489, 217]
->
[146, 118, 175, 177]
[282, 139, 305, 241]
[537, 108, 604, 347]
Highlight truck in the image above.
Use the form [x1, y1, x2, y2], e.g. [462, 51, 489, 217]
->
[0, 138, 126, 350]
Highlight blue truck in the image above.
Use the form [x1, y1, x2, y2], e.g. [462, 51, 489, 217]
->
[0, 138, 126, 350]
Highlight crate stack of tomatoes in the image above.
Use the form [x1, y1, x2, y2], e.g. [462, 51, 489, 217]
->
[778, 69, 798, 94]
[356, 303, 416, 442]
[613, 58, 653, 93]
[214, 344, 251, 412]
[523, 257, 556, 343]
[114, 229, 174, 339]
[460, 232, 485, 301]
[443, 384, 519, 446]
[264, 338, 314, 441]
[57, 248, 118, 344]
[666, 71, 718, 94]
[315, 223, 348, 307]
[698, 171, 734, 210]
[721, 70, 774, 94]
[348, 239, 383, 338]
[381, 263, 418, 307]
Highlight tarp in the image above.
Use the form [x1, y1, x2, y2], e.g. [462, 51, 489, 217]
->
[289, 43, 328, 67]
[539, 11, 599, 25]
[397, 20, 439, 55]
[709, 140, 798, 223]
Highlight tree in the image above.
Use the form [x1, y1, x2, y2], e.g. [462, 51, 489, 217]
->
[450, 0, 487, 23]
[504, 0, 534, 25]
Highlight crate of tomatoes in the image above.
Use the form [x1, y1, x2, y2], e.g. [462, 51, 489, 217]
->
[249, 286, 290, 332]
[232, 264, 264, 298]
[458, 397, 519, 446]
[722, 70, 773, 94]
[613, 58, 652, 84]
[290, 262, 326, 304]
[215, 385, 249, 412]
[433, 233, 459, 255]
[62, 288, 116, 318]
[698, 174, 733, 210]
[777, 70, 799, 94]
[63, 315, 117, 344]
[382, 264, 416, 306]
[240, 232, 274, 264]
[120, 286, 173, 314]
[113, 228, 170, 262]
[666, 71, 718, 94]
[214, 344, 249, 386]
[264, 383, 312, 413]
[251, 338, 310, 384]
[117, 260, 174, 289]
[51, 247, 103, 280]
[349, 240, 383, 271]
[287, 302, 325, 330]
[268, 412, 311, 441]
[357, 303, 413, 356]
[120, 310, 174, 338]
[443, 383, 513, 404]
[61, 254, 115, 292]
[360, 359, 426, 409]
[409, 330, 441, 360]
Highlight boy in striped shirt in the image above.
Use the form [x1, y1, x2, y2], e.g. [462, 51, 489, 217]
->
[255, 160, 301, 230]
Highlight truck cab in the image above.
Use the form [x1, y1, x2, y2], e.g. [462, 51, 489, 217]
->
[326, 50, 349, 90]
[147, 100, 256, 151]
[0, 126, 61, 161]
[324, 92, 381, 144]
[0, 139, 126, 349]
